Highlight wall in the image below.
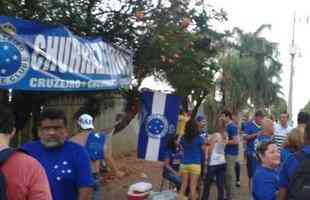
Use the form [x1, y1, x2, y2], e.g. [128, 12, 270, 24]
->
[19, 94, 139, 157]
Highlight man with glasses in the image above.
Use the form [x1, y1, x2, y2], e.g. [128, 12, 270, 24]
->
[23, 108, 94, 200]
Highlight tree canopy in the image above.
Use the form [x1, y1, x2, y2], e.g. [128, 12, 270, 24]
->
[0, 0, 286, 135]
[0, 0, 228, 132]
[218, 24, 283, 114]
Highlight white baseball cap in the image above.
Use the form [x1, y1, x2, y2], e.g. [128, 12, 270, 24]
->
[77, 114, 94, 130]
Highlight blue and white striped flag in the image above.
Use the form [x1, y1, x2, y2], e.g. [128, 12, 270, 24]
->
[138, 91, 181, 161]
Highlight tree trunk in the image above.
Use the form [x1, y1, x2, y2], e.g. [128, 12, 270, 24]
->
[191, 90, 207, 119]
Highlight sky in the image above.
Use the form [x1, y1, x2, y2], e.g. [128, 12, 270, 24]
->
[207, 0, 310, 122]
[142, 0, 310, 122]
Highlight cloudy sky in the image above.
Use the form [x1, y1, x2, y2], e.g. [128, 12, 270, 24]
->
[208, 0, 310, 122]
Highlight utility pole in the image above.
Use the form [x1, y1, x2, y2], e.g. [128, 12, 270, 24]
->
[288, 11, 296, 122]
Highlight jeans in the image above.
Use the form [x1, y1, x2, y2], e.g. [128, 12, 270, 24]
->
[246, 154, 255, 178]
[225, 155, 238, 199]
[202, 164, 226, 200]
[92, 174, 102, 200]
[235, 161, 240, 182]
[163, 167, 181, 190]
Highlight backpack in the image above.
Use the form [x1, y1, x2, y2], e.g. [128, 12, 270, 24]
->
[0, 148, 16, 200]
[288, 151, 310, 200]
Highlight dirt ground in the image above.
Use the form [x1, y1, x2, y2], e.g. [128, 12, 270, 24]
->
[102, 151, 250, 200]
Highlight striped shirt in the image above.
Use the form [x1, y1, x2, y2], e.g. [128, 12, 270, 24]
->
[273, 123, 293, 149]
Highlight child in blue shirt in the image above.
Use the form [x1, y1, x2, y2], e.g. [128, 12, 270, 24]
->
[163, 135, 183, 190]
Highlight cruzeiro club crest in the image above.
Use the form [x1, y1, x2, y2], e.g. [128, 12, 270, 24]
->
[145, 114, 169, 139]
[0, 23, 30, 85]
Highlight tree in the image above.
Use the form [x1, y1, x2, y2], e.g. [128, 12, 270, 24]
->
[303, 100, 310, 114]
[270, 97, 288, 121]
[231, 24, 283, 109]
[218, 54, 257, 113]
[0, 0, 228, 134]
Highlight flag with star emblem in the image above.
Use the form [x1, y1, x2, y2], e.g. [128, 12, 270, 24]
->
[138, 91, 181, 161]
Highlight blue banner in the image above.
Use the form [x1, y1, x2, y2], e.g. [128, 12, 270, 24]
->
[0, 16, 133, 91]
[138, 91, 181, 161]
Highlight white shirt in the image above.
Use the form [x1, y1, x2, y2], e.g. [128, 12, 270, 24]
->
[208, 133, 226, 166]
[273, 123, 293, 149]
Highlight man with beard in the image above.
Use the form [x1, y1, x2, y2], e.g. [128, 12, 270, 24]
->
[23, 108, 94, 200]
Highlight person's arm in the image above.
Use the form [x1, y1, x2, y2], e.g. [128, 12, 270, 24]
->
[28, 159, 53, 200]
[227, 135, 239, 145]
[205, 134, 217, 158]
[163, 158, 179, 175]
[104, 133, 124, 178]
[78, 188, 93, 200]
[105, 151, 124, 177]
[75, 147, 94, 199]
[244, 132, 260, 141]
[278, 187, 288, 200]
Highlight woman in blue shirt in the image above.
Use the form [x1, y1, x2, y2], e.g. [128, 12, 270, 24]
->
[179, 119, 205, 200]
[253, 141, 280, 200]
[281, 128, 304, 163]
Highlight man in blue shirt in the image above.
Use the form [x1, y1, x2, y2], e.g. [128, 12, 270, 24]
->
[278, 122, 310, 200]
[221, 110, 239, 200]
[23, 108, 94, 200]
[71, 113, 124, 200]
[243, 110, 264, 187]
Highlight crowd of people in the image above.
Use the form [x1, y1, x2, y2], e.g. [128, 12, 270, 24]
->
[164, 109, 310, 200]
[1, 104, 310, 200]
[0, 106, 124, 200]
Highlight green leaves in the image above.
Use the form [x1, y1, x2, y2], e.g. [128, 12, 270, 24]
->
[220, 24, 283, 112]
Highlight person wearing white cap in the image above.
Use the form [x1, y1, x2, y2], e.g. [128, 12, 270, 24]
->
[70, 113, 124, 200]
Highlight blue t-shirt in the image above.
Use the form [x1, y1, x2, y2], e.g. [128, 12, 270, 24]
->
[253, 165, 279, 200]
[280, 147, 294, 164]
[279, 146, 310, 188]
[86, 131, 106, 161]
[225, 122, 239, 156]
[180, 135, 204, 165]
[22, 141, 94, 200]
[244, 121, 262, 155]
[164, 148, 183, 171]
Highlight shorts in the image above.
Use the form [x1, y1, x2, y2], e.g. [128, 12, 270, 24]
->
[180, 164, 201, 175]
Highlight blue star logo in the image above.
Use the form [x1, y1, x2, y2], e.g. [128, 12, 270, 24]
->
[0, 32, 30, 85]
[0, 42, 21, 76]
[145, 114, 168, 138]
